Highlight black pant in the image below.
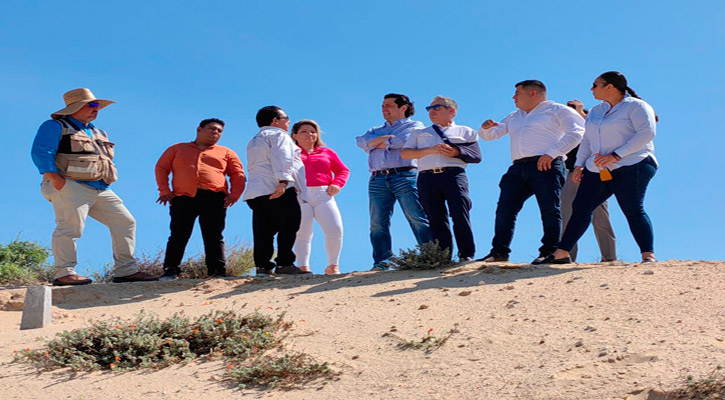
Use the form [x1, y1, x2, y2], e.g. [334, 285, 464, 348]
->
[491, 157, 565, 257]
[163, 190, 227, 276]
[246, 188, 301, 270]
[417, 168, 475, 259]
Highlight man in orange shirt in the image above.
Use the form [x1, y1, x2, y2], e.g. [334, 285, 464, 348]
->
[155, 118, 246, 280]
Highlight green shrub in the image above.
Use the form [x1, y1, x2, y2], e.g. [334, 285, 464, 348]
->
[662, 368, 725, 399]
[387, 241, 455, 270]
[0, 239, 53, 285]
[15, 310, 336, 389]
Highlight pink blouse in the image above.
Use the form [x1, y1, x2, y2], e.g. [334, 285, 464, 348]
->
[300, 146, 350, 187]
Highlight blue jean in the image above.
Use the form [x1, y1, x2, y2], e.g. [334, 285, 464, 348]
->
[559, 157, 657, 254]
[369, 171, 432, 264]
[490, 158, 566, 257]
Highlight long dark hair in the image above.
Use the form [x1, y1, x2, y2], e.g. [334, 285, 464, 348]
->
[600, 71, 658, 121]
[599, 71, 640, 99]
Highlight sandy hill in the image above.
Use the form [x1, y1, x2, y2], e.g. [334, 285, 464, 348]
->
[1, 260, 723, 400]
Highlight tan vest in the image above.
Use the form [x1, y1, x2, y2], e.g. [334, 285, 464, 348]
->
[54, 118, 118, 184]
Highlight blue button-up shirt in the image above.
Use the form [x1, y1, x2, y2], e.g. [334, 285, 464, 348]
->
[31, 116, 110, 190]
[356, 117, 424, 172]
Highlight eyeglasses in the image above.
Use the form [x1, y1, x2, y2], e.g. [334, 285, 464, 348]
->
[425, 104, 449, 111]
[276, 115, 290, 121]
[87, 101, 101, 109]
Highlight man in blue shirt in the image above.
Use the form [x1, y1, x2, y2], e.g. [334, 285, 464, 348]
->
[356, 93, 432, 270]
[31, 88, 159, 285]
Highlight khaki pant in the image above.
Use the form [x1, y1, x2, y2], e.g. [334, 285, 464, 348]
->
[41, 179, 139, 279]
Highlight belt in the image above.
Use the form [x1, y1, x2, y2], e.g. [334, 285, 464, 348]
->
[371, 166, 416, 176]
[419, 166, 465, 174]
[513, 155, 562, 165]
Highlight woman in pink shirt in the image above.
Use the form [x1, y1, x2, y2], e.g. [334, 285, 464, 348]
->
[291, 120, 350, 274]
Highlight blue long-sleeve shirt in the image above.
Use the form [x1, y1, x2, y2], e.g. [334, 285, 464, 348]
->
[356, 117, 424, 172]
[31, 116, 110, 190]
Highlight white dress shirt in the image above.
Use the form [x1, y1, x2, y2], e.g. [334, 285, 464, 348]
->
[403, 122, 479, 171]
[478, 100, 585, 162]
[576, 95, 658, 172]
[243, 126, 307, 201]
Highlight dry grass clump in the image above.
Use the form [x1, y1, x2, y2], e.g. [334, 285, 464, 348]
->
[92, 243, 255, 282]
[14, 310, 336, 389]
[387, 241, 456, 270]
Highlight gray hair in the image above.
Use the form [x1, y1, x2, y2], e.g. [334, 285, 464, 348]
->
[432, 95, 458, 110]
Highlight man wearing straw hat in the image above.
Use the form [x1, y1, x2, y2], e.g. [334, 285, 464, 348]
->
[31, 88, 160, 285]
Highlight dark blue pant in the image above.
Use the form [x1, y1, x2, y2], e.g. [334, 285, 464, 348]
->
[490, 158, 565, 257]
[163, 190, 227, 276]
[559, 157, 657, 253]
[418, 168, 475, 259]
[246, 188, 301, 270]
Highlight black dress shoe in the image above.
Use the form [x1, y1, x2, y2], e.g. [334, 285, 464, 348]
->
[476, 253, 509, 262]
[274, 265, 311, 275]
[531, 255, 551, 265]
[536, 254, 572, 265]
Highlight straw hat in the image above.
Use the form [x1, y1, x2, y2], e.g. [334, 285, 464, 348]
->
[51, 88, 116, 119]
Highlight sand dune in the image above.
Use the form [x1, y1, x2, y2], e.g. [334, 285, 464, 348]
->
[1, 260, 723, 400]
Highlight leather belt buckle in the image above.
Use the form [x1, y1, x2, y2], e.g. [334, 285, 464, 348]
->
[432, 167, 445, 174]
[380, 169, 391, 175]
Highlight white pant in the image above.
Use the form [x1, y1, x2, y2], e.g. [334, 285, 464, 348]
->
[41, 179, 139, 279]
[294, 186, 343, 268]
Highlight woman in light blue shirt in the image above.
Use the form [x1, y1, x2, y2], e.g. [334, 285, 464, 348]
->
[545, 71, 658, 264]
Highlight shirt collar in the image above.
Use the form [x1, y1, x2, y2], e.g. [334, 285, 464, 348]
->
[434, 121, 457, 129]
[384, 117, 411, 127]
[67, 116, 93, 129]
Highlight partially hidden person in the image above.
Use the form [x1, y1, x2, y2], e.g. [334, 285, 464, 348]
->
[243, 106, 310, 275]
[401, 96, 480, 262]
[290, 120, 350, 275]
[355, 93, 432, 271]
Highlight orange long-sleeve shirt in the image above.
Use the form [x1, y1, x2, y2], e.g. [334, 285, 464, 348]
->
[155, 142, 246, 199]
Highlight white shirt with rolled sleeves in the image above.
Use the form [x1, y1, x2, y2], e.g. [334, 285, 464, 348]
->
[243, 126, 307, 202]
[478, 100, 585, 162]
[403, 122, 479, 171]
[576, 95, 658, 172]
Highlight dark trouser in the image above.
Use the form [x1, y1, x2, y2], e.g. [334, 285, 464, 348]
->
[418, 168, 475, 259]
[246, 188, 301, 270]
[559, 157, 657, 254]
[490, 157, 565, 257]
[163, 190, 227, 276]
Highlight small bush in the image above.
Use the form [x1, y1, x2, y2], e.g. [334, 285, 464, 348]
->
[662, 368, 725, 399]
[387, 241, 455, 270]
[14, 310, 335, 389]
[0, 239, 53, 285]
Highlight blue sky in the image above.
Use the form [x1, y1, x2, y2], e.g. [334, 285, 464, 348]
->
[1, 1, 723, 275]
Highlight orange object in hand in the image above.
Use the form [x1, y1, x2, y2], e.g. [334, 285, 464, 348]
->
[599, 169, 613, 181]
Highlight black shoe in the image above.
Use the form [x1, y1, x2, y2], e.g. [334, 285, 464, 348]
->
[112, 271, 160, 283]
[476, 253, 509, 262]
[531, 254, 551, 265]
[459, 257, 474, 263]
[256, 267, 275, 276]
[274, 265, 311, 275]
[536, 254, 572, 265]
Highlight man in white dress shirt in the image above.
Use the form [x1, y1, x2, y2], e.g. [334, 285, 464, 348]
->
[244, 106, 309, 275]
[478, 80, 584, 264]
[402, 96, 479, 261]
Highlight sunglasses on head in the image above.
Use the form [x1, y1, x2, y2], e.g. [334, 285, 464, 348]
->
[425, 104, 449, 111]
[87, 101, 101, 109]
